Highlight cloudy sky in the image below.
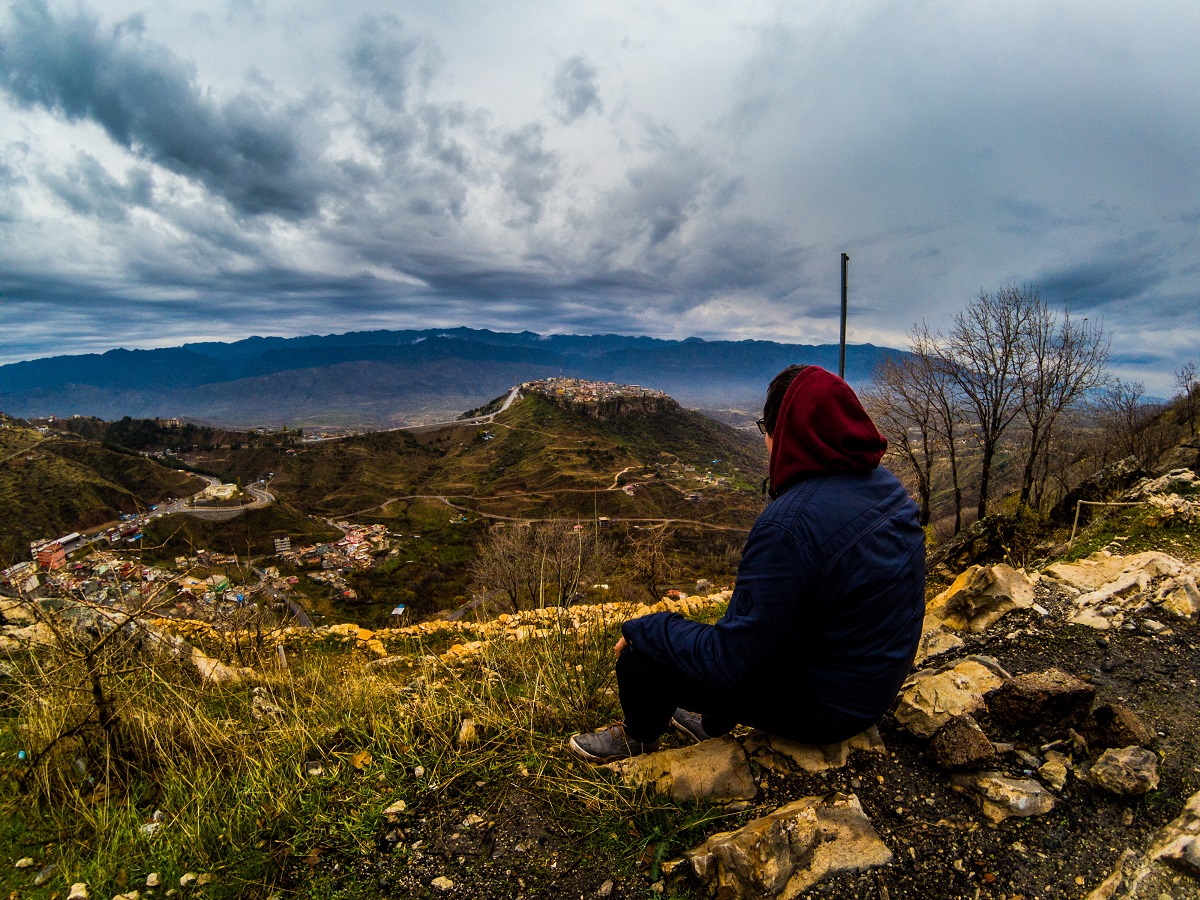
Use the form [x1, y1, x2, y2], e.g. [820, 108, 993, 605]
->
[0, 0, 1196, 390]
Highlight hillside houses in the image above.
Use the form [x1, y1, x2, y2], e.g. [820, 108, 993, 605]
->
[521, 377, 668, 403]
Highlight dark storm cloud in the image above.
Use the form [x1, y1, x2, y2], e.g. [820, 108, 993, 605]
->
[0, 0, 326, 216]
[551, 56, 602, 123]
[1036, 245, 1169, 309]
[41, 152, 152, 221]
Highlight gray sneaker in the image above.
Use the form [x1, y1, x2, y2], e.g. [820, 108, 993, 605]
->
[568, 722, 658, 762]
[670, 709, 713, 743]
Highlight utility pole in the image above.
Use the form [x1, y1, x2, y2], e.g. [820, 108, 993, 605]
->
[839, 252, 849, 379]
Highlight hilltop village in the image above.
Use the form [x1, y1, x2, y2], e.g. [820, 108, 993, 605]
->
[520, 377, 669, 403]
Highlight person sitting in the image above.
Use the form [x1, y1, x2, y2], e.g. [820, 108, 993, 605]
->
[569, 364, 926, 761]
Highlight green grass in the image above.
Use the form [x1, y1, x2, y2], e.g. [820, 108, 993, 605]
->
[0, 601, 737, 899]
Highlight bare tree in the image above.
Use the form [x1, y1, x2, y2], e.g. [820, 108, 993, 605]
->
[1176, 362, 1198, 438]
[911, 325, 968, 533]
[469, 520, 613, 610]
[869, 355, 938, 525]
[624, 523, 676, 604]
[942, 285, 1038, 520]
[1016, 300, 1109, 508]
[1094, 379, 1167, 467]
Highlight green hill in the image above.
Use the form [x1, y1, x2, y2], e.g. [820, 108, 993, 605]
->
[160, 390, 768, 620]
[0, 414, 203, 561]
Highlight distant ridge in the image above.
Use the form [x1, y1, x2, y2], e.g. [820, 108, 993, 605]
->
[0, 328, 904, 428]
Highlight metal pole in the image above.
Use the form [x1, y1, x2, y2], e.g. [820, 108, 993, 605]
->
[839, 252, 849, 379]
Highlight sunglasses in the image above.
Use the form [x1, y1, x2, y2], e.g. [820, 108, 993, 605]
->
[756, 418, 768, 435]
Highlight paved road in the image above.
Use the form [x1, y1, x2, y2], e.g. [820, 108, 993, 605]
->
[302, 386, 523, 442]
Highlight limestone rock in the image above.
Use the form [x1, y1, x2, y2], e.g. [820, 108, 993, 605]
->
[1086, 704, 1156, 750]
[893, 656, 1009, 738]
[0, 598, 36, 626]
[985, 668, 1095, 734]
[1039, 750, 1071, 792]
[926, 563, 1035, 633]
[431, 875, 454, 891]
[913, 618, 966, 665]
[950, 772, 1056, 824]
[1045, 551, 1184, 593]
[605, 736, 757, 803]
[67, 885, 89, 900]
[1155, 574, 1200, 621]
[1087, 788, 1200, 899]
[250, 687, 286, 721]
[456, 718, 478, 747]
[1089, 747, 1160, 797]
[743, 727, 885, 775]
[675, 793, 891, 900]
[927, 715, 998, 771]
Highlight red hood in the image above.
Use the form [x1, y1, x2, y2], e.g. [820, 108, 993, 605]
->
[769, 366, 888, 495]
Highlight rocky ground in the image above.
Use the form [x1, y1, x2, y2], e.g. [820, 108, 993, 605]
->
[315, 473, 1200, 900]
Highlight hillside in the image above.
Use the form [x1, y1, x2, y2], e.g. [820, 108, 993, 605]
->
[2, 460, 1198, 899]
[148, 388, 767, 620]
[0, 328, 902, 427]
[0, 415, 203, 561]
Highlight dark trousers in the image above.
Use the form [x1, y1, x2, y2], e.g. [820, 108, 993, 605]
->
[616, 646, 858, 746]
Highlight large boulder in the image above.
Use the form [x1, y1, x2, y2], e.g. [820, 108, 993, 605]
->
[604, 736, 757, 803]
[925, 563, 1035, 633]
[1045, 551, 1185, 595]
[893, 656, 1010, 739]
[985, 668, 1096, 735]
[671, 793, 892, 900]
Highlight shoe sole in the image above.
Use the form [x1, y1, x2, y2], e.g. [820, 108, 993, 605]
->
[568, 734, 613, 763]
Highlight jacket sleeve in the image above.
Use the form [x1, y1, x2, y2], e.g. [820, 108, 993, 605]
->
[621, 521, 818, 689]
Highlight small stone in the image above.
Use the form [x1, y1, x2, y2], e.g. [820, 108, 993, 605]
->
[384, 799, 408, 819]
[1039, 751, 1070, 792]
[146, 873, 161, 888]
[456, 718, 478, 747]
[597, 878, 614, 898]
[1121, 808, 1134, 826]
[16, 858, 34, 869]
[950, 772, 1055, 824]
[1089, 746, 1159, 796]
[928, 716, 998, 771]
[34, 863, 58, 886]
[461, 814, 485, 829]
[139, 822, 162, 836]
[67, 884, 89, 900]
[413, 766, 425, 778]
[431, 875, 454, 891]
[196, 874, 215, 886]
[179, 874, 197, 887]
[304, 760, 323, 777]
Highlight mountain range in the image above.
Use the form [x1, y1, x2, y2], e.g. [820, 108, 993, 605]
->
[0, 329, 902, 428]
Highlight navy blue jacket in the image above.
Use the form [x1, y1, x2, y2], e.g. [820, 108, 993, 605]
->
[622, 364, 926, 742]
[622, 465, 925, 739]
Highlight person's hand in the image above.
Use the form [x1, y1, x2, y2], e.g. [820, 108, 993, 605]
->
[614, 636, 628, 659]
